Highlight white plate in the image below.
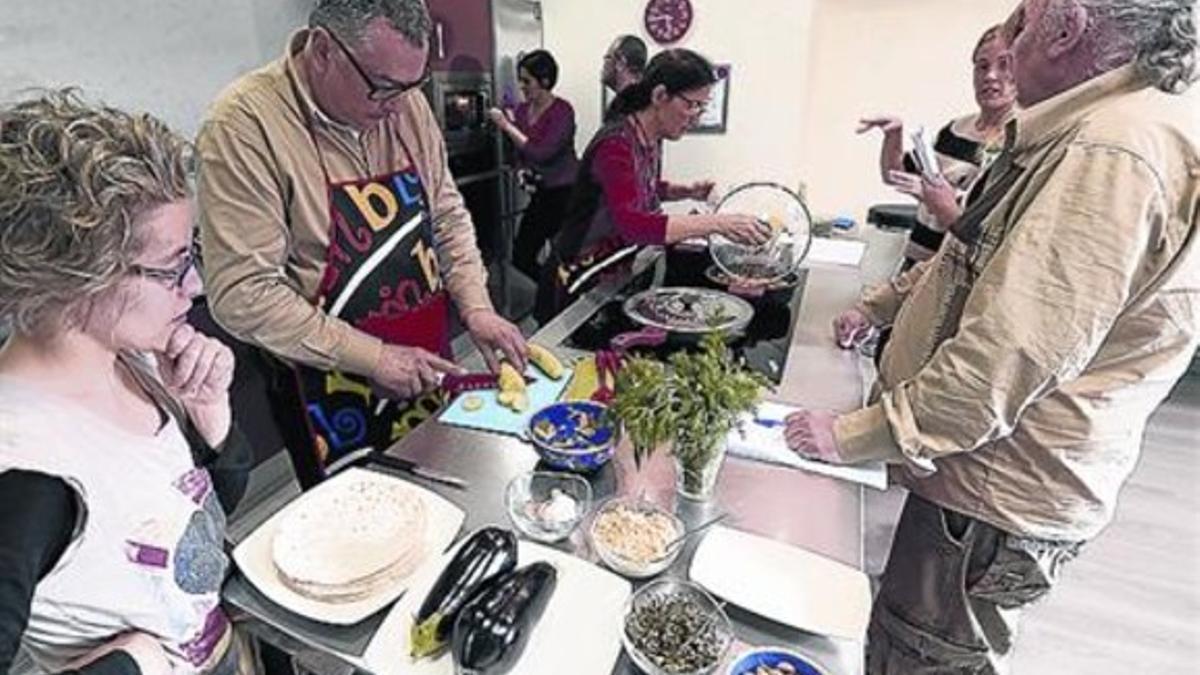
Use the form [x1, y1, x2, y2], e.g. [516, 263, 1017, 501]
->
[690, 526, 871, 640]
[232, 467, 465, 625]
[355, 538, 631, 675]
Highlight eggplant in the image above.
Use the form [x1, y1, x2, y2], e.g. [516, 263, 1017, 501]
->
[450, 562, 557, 675]
[410, 527, 518, 659]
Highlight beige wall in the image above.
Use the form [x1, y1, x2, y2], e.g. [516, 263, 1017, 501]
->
[543, 0, 1016, 221]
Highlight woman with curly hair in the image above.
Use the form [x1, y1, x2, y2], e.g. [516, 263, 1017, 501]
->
[0, 91, 251, 675]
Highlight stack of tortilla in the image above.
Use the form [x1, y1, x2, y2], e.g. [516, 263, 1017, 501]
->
[272, 477, 429, 603]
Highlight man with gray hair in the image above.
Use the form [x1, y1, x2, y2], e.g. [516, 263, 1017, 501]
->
[197, 0, 529, 468]
[785, 0, 1198, 672]
[602, 34, 648, 94]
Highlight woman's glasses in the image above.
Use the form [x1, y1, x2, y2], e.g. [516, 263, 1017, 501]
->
[131, 243, 199, 291]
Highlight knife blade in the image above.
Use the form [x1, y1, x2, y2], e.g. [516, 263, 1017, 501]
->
[368, 453, 469, 490]
[439, 372, 535, 395]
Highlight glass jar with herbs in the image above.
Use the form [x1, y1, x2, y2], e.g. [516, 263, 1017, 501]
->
[610, 333, 768, 501]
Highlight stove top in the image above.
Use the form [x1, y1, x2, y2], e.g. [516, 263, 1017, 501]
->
[562, 249, 807, 384]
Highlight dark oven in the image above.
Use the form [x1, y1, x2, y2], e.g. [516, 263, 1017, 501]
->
[426, 71, 492, 159]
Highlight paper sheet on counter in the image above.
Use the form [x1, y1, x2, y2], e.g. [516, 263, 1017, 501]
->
[806, 237, 866, 267]
[727, 401, 888, 490]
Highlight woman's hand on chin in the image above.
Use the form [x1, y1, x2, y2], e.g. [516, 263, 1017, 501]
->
[158, 323, 234, 448]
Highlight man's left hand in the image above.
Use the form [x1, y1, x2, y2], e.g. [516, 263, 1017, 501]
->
[784, 409, 845, 464]
[464, 309, 529, 373]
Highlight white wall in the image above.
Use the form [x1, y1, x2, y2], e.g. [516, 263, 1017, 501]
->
[542, 0, 817, 208]
[0, 0, 312, 137]
[2, 0, 1016, 221]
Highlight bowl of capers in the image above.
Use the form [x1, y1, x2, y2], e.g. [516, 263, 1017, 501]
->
[621, 578, 733, 675]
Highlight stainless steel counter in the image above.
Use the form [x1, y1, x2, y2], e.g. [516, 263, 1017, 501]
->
[223, 228, 905, 675]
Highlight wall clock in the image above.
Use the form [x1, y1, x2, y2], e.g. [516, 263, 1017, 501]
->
[644, 0, 693, 46]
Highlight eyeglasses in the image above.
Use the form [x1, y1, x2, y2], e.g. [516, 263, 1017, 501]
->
[131, 243, 199, 291]
[675, 92, 710, 115]
[325, 28, 431, 102]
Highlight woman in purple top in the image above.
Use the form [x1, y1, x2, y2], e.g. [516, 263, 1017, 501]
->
[489, 49, 579, 281]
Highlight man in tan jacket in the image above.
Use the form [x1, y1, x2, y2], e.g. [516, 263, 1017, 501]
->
[197, 0, 527, 466]
[789, 0, 1199, 672]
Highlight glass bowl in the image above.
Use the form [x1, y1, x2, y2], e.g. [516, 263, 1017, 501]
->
[505, 471, 592, 543]
[588, 496, 684, 579]
[526, 401, 617, 473]
[709, 182, 813, 285]
[726, 647, 830, 675]
[621, 578, 734, 675]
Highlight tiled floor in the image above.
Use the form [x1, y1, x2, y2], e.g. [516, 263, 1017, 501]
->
[863, 374, 1200, 673]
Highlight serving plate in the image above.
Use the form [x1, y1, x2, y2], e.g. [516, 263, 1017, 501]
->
[232, 467, 465, 625]
[689, 526, 871, 640]
[356, 537, 631, 675]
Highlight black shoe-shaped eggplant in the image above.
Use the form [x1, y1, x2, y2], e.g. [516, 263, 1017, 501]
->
[410, 527, 518, 659]
[450, 561, 557, 675]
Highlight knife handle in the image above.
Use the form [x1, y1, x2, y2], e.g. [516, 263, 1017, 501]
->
[611, 326, 669, 352]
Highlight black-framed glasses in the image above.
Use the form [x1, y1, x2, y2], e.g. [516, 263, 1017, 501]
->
[325, 28, 431, 102]
[675, 92, 710, 114]
[131, 243, 199, 291]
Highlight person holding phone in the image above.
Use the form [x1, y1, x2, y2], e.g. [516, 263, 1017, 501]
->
[857, 24, 1016, 268]
[0, 91, 252, 675]
[836, 24, 1017, 353]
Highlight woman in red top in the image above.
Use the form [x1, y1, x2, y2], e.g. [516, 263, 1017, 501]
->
[536, 49, 768, 322]
[490, 49, 579, 281]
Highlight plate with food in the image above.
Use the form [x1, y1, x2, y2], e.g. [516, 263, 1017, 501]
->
[232, 467, 465, 625]
[356, 530, 631, 675]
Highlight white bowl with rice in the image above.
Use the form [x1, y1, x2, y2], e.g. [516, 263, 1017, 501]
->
[588, 496, 684, 579]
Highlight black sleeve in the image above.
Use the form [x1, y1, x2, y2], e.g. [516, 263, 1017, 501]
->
[0, 471, 145, 675]
[183, 421, 252, 515]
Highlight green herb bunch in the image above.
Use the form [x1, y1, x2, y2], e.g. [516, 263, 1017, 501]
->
[609, 333, 769, 472]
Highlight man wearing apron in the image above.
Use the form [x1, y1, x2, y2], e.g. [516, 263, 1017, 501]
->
[197, 0, 527, 469]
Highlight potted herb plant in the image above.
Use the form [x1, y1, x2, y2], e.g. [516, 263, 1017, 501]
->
[609, 333, 769, 500]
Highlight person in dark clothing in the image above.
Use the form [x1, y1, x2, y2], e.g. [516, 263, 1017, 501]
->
[489, 49, 580, 281]
[536, 49, 771, 322]
[602, 34, 648, 95]
[0, 91, 252, 675]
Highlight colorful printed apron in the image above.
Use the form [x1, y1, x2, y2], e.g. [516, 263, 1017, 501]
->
[298, 137, 451, 468]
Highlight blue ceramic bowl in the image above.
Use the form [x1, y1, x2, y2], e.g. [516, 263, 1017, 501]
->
[526, 400, 616, 472]
[726, 647, 829, 675]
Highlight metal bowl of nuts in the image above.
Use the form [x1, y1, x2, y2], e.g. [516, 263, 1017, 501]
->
[588, 496, 684, 579]
[621, 578, 734, 675]
[726, 647, 830, 675]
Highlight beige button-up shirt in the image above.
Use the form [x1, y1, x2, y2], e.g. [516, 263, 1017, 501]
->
[196, 31, 492, 378]
[837, 66, 1200, 541]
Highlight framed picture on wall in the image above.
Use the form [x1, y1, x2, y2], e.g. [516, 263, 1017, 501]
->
[689, 63, 731, 134]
